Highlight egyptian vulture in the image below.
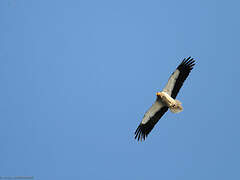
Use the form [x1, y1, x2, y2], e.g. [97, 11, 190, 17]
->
[135, 57, 195, 141]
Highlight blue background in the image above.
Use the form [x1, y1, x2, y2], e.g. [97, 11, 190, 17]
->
[1, 0, 239, 179]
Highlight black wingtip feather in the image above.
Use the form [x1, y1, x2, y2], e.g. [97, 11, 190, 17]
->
[135, 123, 148, 141]
[179, 57, 196, 70]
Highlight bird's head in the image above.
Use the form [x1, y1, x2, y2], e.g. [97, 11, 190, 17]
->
[156, 92, 163, 97]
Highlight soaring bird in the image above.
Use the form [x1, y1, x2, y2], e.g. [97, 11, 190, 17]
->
[135, 57, 195, 141]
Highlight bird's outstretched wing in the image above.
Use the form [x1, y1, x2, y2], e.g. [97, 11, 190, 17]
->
[135, 99, 168, 141]
[163, 57, 195, 99]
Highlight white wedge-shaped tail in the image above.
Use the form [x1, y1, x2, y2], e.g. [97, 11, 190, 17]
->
[169, 100, 183, 113]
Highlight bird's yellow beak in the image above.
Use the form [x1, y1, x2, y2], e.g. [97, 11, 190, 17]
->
[156, 92, 161, 96]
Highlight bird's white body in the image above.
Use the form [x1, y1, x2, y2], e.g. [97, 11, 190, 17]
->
[157, 92, 183, 113]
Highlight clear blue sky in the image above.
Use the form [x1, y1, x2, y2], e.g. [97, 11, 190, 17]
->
[1, 0, 239, 179]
